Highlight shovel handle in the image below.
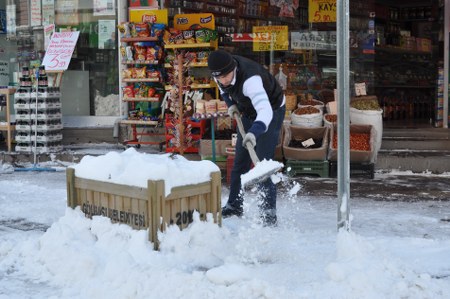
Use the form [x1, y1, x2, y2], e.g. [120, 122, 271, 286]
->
[232, 111, 261, 165]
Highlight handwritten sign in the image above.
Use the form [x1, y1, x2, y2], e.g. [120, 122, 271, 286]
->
[308, 0, 336, 23]
[252, 26, 288, 52]
[30, 0, 42, 26]
[42, 31, 80, 71]
[44, 24, 55, 50]
[42, 0, 55, 26]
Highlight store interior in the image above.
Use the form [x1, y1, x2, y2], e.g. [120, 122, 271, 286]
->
[0, 0, 446, 130]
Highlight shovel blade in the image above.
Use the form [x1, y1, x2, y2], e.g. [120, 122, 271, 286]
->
[241, 159, 284, 188]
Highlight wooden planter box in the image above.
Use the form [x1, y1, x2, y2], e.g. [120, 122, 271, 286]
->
[66, 168, 222, 250]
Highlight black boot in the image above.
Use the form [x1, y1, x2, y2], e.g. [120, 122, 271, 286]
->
[260, 209, 277, 227]
[221, 204, 243, 218]
[261, 214, 277, 227]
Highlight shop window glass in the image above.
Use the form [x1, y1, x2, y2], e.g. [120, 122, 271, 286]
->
[53, 0, 119, 116]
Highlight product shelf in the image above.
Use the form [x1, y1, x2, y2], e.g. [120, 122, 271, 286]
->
[122, 97, 160, 102]
[164, 42, 217, 49]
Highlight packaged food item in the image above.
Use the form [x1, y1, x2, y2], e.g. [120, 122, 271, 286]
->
[129, 23, 137, 37]
[154, 45, 163, 60]
[146, 47, 156, 61]
[197, 51, 208, 63]
[163, 29, 172, 44]
[126, 46, 134, 61]
[151, 23, 166, 38]
[137, 84, 148, 97]
[122, 68, 132, 79]
[135, 23, 150, 37]
[134, 67, 147, 79]
[147, 87, 156, 97]
[185, 52, 197, 63]
[134, 45, 146, 61]
[183, 30, 196, 43]
[195, 28, 217, 42]
[122, 85, 134, 98]
[168, 28, 183, 44]
[118, 22, 131, 38]
[119, 45, 127, 60]
[165, 49, 175, 64]
[217, 101, 228, 113]
[173, 32, 184, 44]
[195, 29, 209, 43]
[146, 69, 160, 79]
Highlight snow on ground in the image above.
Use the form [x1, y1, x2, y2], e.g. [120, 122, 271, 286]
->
[0, 150, 450, 299]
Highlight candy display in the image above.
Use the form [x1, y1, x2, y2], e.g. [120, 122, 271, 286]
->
[163, 26, 218, 45]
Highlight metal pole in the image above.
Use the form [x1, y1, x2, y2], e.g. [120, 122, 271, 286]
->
[336, 0, 351, 230]
[444, 0, 449, 128]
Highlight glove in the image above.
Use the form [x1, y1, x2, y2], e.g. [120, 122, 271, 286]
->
[228, 104, 239, 119]
[242, 132, 256, 149]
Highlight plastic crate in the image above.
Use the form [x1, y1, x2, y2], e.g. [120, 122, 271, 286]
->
[329, 161, 375, 179]
[285, 160, 329, 178]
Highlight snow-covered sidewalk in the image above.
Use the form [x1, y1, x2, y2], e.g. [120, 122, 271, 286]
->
[1, 169, 450, 299]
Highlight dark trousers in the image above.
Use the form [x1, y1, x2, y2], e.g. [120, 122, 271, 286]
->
[227, 105, 286, 214]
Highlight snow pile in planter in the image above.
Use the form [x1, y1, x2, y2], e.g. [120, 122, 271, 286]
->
[70, 148, 220, 196]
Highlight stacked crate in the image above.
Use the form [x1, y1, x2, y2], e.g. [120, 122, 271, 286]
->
[327, 124, 375, 179]
[283, 125, 330, 177]
[282, 123, 376, 179]
[14, 71, 63, 153]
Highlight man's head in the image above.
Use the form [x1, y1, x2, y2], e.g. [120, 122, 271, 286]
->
[208, 50, 236, 88]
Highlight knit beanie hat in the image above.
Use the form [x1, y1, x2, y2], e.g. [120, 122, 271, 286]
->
[208, 50, 236, 77]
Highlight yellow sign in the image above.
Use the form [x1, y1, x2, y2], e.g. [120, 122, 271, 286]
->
[173, 13, 215, 30]
[129, 8, 168, 25]
[252, 26, 288, 52]
[308, 0, 336, 23]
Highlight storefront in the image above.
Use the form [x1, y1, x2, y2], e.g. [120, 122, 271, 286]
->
[2, 0, 120, 127]
[0, 0, 449, 130]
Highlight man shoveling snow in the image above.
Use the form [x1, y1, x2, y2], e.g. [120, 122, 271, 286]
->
[208, 50, 286, 226]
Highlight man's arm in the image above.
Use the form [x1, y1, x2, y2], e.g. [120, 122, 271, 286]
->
[242, 75, 273, 139]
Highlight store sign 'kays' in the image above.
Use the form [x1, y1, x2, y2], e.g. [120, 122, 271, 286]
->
[308, 0, 337, 23]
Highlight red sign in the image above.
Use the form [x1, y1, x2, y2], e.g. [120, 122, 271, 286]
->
[228, 33, 256, 42]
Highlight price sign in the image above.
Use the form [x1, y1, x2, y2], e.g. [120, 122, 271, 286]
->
[308, 0, 336, 23]
[42, 31, 80, 71]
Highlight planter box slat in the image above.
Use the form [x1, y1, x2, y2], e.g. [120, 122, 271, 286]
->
[75, 177, 148, 200]
[165, 182, 211, 200]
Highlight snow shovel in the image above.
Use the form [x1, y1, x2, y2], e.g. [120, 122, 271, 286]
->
[232, 111, 284, 188]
